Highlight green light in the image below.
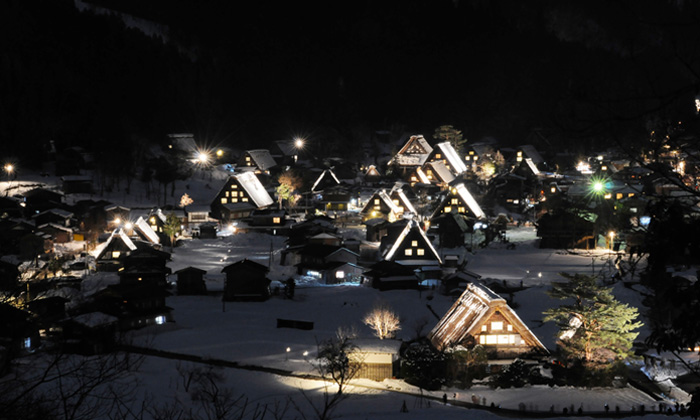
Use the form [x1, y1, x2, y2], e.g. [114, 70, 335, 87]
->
[593, 181, 604, 192]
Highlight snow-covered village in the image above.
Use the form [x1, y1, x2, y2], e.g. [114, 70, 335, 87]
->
[4, 1, 700, 420]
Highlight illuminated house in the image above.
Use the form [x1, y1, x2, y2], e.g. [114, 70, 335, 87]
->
[426, 141, 467, 175]
[430, 183, 486, 220]
[420, 160, 455, 189]
[94, 228, 138, 271]
[311, 168, 341, 193]
[388, 135, 433, 174]
[294, 243, 363, 284]
[363, 164, 382, 184]
[388, 186, 417, 216]
[360, 190, 401, 222]
[133, 216, 160, 245]
[210, 172, 274, 221]
[238, 149, 277, 175]
[381, 218, 441, 267]
[429, 282, 548, 359]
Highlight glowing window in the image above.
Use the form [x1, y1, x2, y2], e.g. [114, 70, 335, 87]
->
[507, 324, 513, 332]
[242, 198, 248, 202]
[374, 198, 380, 205]
[231, 184, 237, 189]
[404, 249, 413, 256]
[444, 206, 452, 213]
[411, 240, 418, 247]
[155, 315, 166, 325]
[451, 198, 459, 205]
[245, 156, 250, 161]
[481, 325, 487, 332]
[435, 153, 441, 159]
[616, 193, 623, 200]
[393, 199, 400, 205]
[474, 156, 478, 161]
[232, 198, 238, 203]
[273, 217, 281, 224]
[232, 191, 238, 197]
[112, 251, 121, 259]
[225, 191, 230, 197]
[491, 321, 503, 331]
[485, 335, 497, 344]
[458, 207, 466, 213]
[335, 271, 345, 279]
[465, 156, 471, 161]
[221, 198, 228, 204]
[417, 248, 425, 256]
[24, 337, 31, 349]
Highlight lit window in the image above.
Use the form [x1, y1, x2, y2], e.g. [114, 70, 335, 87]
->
[221, 198, 228, 204]
[507, 324, 513, 332]
[374, 205, 381, 210]
[393, 199, 400, 205]
[491, 321, 503, 331]
[451, 198, 459, 205]
[417, 248, 425, 256]
[436, 153, 441, 159]
[444, 206, 452, 213]
[474, 156, 478, 161]
[411, 240, 418, 247]
[485, 335, 498, 344]
[112, 251, 121, 259]
[616, 193, 623, 200]
[458, 207, 465, 213]
[481, 325, 487, 332]
[231, 184, 237, 189]
[232, 191, 238, 197]
[225, 191, 230, 197]
[335, 271, 345, 279]
[374, 198, 380, 205]
[273, 217, 281, 224]
[405, 249, 413, 256]
[24, 337, 31, 349]
[465, 156, 471, 161]
[242, 198, 248, 202]
[245, 156, 250, 161]
[232, 198, 238, 203]
[155, 315, 166, 325]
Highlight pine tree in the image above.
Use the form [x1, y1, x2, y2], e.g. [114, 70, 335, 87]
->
[162, 212, 181, 252]
[432, 125, 466, 153]
[543, 273, 642, 363]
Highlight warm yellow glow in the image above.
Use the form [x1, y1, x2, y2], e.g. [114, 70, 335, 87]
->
[216, 149, 224, 157]
[609, 231, 615, 239]
[294, 137, 305, 148]
[3, 164, 13, 174]
[113, 217, 121, 225]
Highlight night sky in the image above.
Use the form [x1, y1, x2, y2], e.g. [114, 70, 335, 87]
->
[2, 0, 699, 162]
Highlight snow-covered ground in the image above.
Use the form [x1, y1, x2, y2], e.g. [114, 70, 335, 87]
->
[2, 168, 691, 419]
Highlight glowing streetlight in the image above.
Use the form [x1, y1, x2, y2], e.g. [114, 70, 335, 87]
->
[608, 231, 615, 252]
[197, 151, 209, 164]
[294, 137, 305, 149]
[216, 149, 224, 158]
[3, 163, 13, 196]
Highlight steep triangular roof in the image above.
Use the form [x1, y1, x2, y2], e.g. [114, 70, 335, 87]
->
[94, 228, 137, 260]
[360, 190, 401, 215]
[245, 149, 277, 171]
[388, 187, 417, 215]
[424, 161, 456, 185]
[133, 216, 160, 244]
[383, 218, 441, 265]
[433, 142, 467, 174]
[429, 282, 548, 353]
[431, 183, 486, 220]
[390, 135, 433, 167]
[311, 169, 341, 192]
[232, 172, 274, 208]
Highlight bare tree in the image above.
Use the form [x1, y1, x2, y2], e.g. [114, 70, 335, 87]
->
[363, 302, 401, 340]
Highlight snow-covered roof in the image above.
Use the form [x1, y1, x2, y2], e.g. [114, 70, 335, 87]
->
[389, 188, 417, 215]
[311, 169, 340, 192]
[391, 135, 433, 166]
[413, 167, 432, 184]
[454, 183, 486, 219]
[234, 172, 274, 208]
[425, 161, 456, 184]
[134, 216, 160, 244]
[519, 144, 544, 165]
[246, 149, 277, 171]
[384, 219, 441, 265]
[524, 158, 540, 175]
[361, 189, 401, 215]
[435, 142, 467, 174]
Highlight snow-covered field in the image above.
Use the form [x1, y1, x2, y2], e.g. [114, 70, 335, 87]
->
[1, 170, 691, 419]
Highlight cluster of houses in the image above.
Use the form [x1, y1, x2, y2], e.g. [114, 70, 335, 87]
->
[0, 130, 692, 380]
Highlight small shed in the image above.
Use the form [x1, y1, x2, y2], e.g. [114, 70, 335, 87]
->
[175, 266, 207, 295]
[221, 259, 271, 301]
[350, 338, 402, 382]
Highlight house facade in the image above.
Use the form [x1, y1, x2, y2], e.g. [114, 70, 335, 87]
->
[210, 172, 274, 221]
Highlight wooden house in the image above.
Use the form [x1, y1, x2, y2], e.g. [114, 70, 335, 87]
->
[308, 232, 343, 246]
[132, 216, 161, 245]
[95, 228, 138, 271]
[118, 247, 172, 287]
[363, 260, 420, 290]
[0, 259, 19, 291]
[381, 218, 442, 268]
[294, 243, 361, 283]
[239, 149, 277, 175]
[350, 338, 402, 382]
[426, 142, 467, 175]
[249, 208, 287, 227]
[311, 168, 341, 193]
[441, 269, 482, 296]
[421, 160, 456, 189]
[33, 208, 74, 228]
[318, 185, 352, 212]
[21, 187, 64, 214]
[388, 135, 433, 175]
[185, 204, 212, 225]
[61, 175, 93, 194]
[430, 211, 471, 248]
[210, 172, 274, 221]
[388, 186, 417, 217]
[175, 266, 207, 295]
[35, 223, 73, 243]
[430, 183, 486, 221]
[60, 312, 119, 355]
[429, 282, 548, 359]
[221, 259, 271, 301]
[360, 190, 401, 223]
[363, 165, 382, 185]
[407, 166, 432, 188]
[89, 283, 173, 331]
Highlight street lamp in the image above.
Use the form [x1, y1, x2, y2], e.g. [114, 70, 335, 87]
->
[608, 231, 615, 253]
[3, 163, 13, 196]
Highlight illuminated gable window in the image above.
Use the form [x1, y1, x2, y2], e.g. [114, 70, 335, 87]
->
[469, 151, 474, 155]
[616, 193, 623, 200]
[225, 191, 230, 197]
[507, 324, 513, 332]
[444, 206, 452, 213]
[231, 184, 237, 189]
[245, 156, 250, 161]
[405, 249, 413, 256]
[473, 156, 478, 161]
[374, 198, 380, 205]
[491, 321, 503, 330]
[465, 156, 471, 161]
[112, 251, 121, 259]
[242, 197, 248, 202]
[458, 207, 466, 213]
[417, 248, 425, 256]
[273, 217, 281, 224]
[411, 240, 418, 247]
[451, 198, 459, 205]
[435, 153, 442, 159]
[393, 199, 400, 205]
[232, 198, 238, 203]
[335, 271, 345, 279]
[481, 325, 487, 332]
[232, 191, 238, 197]
[221, 198, 228, 204]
